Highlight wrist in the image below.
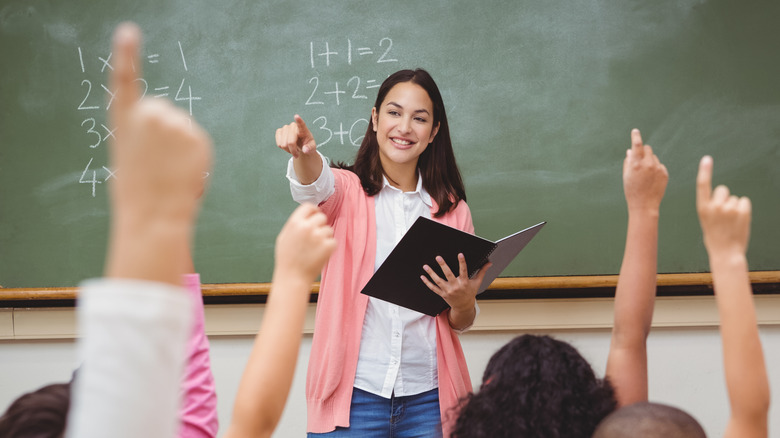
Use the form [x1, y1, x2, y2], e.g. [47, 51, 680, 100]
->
[271, 266, 318, 291]
[106, 225, 190, 285]
[112, 211, 193, 246]
[707, 250, 749, 271]
[450, 299, 476, 315]
[627, 205, 660, 219]
[448, 301, 476, 331]
[268, 269, 315, 306]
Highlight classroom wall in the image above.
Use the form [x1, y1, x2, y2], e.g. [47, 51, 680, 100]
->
[1, 300, 779, 437]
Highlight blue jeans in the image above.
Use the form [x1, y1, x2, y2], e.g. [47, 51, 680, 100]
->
[308, 387, 442, 438]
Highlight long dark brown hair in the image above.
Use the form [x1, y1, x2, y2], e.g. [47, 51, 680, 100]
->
[335, 69, 466, 217]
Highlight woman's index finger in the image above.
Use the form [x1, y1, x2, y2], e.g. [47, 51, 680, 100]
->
[294, 114, 312, 137]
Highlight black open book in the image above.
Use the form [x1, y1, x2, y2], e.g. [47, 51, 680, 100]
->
[360, 217, 546, 316]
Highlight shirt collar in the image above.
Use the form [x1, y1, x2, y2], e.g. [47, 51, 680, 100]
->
[381, 173, 433, 207]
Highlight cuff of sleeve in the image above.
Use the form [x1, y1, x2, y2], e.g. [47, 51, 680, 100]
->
[181, 273, 201, 298]
[452, 301, 480, 334]
[286, 151, 335, 205]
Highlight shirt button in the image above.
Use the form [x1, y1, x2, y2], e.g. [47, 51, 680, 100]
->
[393, 331, 400, 338]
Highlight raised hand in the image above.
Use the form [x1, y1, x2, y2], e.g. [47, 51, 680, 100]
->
[275, 115, 317, 159]
[105, 22, 213, 285]
[274, 203, 337, 282]
[109, 23, 212, 216]
[275, 115, 322, 185]
[223, 203, 336, 438]
[696, 157, 768, 438]
[605, 128, 668, 407]
[696, 156, 752, 257]
[623, 129, 668, 214]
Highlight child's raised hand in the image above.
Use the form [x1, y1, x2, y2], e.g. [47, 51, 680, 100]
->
[623, 129, 668, 213]
[274, 203, 337, 282]
[108, 22, 212, 223]
[276, 115, 317, 159]
[696, 156, 752, 256]
[104, 23, 212, 285]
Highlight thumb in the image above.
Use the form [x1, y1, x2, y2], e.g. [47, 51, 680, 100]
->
[473, 262, 492, 282]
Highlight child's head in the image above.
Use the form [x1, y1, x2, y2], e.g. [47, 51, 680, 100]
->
[0, 382, 71, 438]
[347, 68, 465, 216]
[451, 334, 617, 438]
[592, 401, 706, 438]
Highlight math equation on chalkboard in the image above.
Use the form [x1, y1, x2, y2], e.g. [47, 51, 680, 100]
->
[305, 37, 399, 148]
[74, 41, 202, 197]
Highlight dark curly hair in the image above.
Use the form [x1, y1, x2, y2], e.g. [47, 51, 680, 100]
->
[0, 382, 70, 438]
[450, 334, 617, 438]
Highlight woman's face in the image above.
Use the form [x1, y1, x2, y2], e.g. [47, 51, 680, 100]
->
[371, 81, 439, 174]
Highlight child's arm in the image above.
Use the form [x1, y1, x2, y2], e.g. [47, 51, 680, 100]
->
[605, 129, 668, 406]
[276, 115, 323, 184]
[67, 22, 213, 438]
[223, 203, 336, 438]
[696, 156, 769, 438]
[103, 26, 212, 286]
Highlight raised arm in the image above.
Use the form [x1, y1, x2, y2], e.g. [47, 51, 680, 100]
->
[605, 129, 668, 406]
[67, 22, 213, 438]
[104, 24, 212, 285]
[696, 156, 769, 438]
[223, 203, 336, 438]
[276, 115, 323, 184]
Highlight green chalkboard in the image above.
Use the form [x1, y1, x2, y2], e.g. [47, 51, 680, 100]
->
[1, 0, 779, 288]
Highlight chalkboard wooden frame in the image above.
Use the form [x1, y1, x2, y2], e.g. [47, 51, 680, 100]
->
[2, 272, 779, 308]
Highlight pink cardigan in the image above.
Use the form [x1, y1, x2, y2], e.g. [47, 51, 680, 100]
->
[306, 169, 473, 436]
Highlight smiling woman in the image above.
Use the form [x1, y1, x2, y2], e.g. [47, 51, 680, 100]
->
[274, 69, 484, 438]
[370, 81, 439, 191]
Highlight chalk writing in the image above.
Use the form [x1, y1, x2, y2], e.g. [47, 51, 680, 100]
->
[305, 37, 399, 150]
[74, 41, 202, 197]
[311, 116, 369, 147]
[310, 38, 398, 68]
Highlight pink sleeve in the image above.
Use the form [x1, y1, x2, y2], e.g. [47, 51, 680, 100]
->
[178, 273, 219, 438]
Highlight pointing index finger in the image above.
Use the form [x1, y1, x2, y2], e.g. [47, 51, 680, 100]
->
[109, 22, 142, 132]
[294, 114, 311, 137]
[294, 114, 316, 153]
[630, 128, 644, 158]
[696, 155, 714, 209]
